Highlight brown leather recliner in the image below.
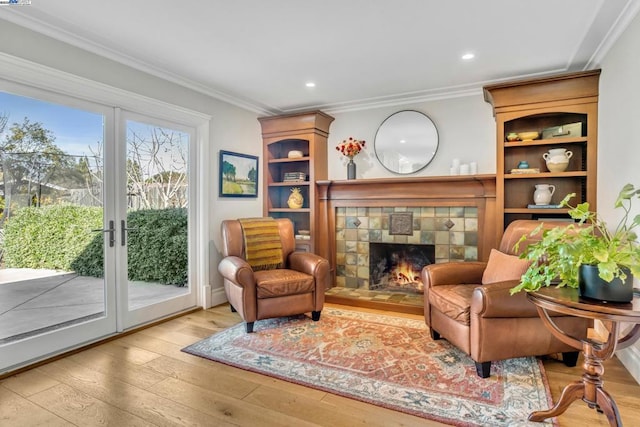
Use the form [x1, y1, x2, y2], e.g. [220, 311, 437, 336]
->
[421, 220, 591, 378]
[218, 218, 329, 333]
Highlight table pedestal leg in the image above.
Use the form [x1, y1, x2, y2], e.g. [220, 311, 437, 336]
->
[529, 342, 623, 427]
[529, 381, 584, 422]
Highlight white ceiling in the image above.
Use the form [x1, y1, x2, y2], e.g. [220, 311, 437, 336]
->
[2, 0, 639, 114]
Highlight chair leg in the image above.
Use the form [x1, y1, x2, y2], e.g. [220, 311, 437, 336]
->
[562, 351, 580, 367]
[430, 328, 441, 340]
[229, 304, 237, 313]
[475, 361, 491, 378]
[245, 322, 254, 333]
[311, 310, 321, 321]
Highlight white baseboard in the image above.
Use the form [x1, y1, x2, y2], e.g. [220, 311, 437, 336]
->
[210, 287, 228, 308]
[201, 284, 212, 309]
[616, 343, 640, 385]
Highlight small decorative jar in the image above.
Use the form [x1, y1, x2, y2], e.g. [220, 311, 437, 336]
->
[506, 132, 519, 142]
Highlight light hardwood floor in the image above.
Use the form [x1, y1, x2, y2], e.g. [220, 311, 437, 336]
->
[1, 303, 639, 426]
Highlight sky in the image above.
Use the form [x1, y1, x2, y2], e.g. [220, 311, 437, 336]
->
[0, 90, 104, 158]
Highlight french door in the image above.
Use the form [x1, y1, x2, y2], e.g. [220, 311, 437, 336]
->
[117, 111, 196, 329]
[0, 85, 198, 373]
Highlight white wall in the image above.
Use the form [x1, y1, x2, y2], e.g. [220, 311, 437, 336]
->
[598, 11, 640, 383]
[327, 95, 496, 179]
[0, 19, 263, 307]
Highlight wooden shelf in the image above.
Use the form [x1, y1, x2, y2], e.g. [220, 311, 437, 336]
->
[268, 208, 311, 213]
[268, 156, 311, 163]
[504, 136, 587, 148]
[504, 208, 570, 214]
[269, 181, 311, 187]
[505, 171, 588, 179]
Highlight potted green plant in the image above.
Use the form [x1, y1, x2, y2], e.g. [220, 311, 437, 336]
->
[510, 183, 640, 302]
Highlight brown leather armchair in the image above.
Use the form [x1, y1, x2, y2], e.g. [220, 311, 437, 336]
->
[421, 220, 591, 378]
[218, 218, 329, 333]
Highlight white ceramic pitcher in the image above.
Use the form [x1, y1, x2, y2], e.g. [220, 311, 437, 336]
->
[534, 184, 555, 205]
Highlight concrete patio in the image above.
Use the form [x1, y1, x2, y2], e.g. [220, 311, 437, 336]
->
[0, 268, 188, 343]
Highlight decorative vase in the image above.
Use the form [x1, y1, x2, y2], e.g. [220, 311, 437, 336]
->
[578, 264, 634, 303]
[287, 187, 304, 209]
[543, 148, 573, 172]
[347, 158, 356, 180]
[533, 184, 555, 205]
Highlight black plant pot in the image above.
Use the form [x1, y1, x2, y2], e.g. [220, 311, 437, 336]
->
[578, 264, 634, 303]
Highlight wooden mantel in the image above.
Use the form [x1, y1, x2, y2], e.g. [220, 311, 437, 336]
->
[315, 175, 498, 282]
[317, 175, 497, 203]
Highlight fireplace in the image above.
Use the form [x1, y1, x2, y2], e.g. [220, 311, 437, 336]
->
[316, 175, 497, 314]
[369, 242, 435, 293]
[332, 205, 479, 291]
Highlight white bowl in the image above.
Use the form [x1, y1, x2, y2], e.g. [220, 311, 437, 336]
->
[287, 150, 303, 159]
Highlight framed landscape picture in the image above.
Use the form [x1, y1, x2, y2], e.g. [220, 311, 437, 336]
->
[219, 150, 259, 197]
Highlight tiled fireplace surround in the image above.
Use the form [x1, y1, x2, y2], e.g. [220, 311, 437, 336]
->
[316, 175, 498, 313]
[334, 205, 480, 290]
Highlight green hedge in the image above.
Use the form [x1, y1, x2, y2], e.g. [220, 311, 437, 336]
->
[4, 206, 187, 286]
[125, 208, 188, 286]
[3, 205, 102, 271]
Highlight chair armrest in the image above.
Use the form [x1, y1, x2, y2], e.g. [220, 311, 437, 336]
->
[421, 262, 487, 288]
[471, 280, 539, 318]
[288, 252, 331, 287]
[217, 256, 256, 288]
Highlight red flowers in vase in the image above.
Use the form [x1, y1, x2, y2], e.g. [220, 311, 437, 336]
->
[336, 137, 366, 159]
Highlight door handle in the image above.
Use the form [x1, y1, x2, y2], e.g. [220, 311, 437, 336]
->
[91, 220, 115, 247]
[121, 220, 139, 246]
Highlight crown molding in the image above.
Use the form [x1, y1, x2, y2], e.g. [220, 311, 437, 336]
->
[0, 8, 275, 116]
[313, 68, 569, 115]
[586, 0, 640, 69]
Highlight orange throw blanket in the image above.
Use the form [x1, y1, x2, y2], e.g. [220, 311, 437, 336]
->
[238, 217, 284, 271]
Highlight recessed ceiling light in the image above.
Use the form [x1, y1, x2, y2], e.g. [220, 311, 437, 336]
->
[305, 82, 316, 88]
[462, 53, 475, 60]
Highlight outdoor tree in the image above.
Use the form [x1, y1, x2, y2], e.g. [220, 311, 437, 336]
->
[0, 117, 73, 221]
[78, 146, 104, 206]
[126, 126, 188, 209]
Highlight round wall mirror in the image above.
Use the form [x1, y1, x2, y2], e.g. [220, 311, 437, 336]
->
[374, 110, 439, 174]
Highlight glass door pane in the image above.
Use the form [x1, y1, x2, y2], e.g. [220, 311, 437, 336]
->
[119, 115, 195, 328]
[0, 90, 116, 372]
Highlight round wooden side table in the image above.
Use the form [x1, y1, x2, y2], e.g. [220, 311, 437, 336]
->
[526, 287, 640, 426]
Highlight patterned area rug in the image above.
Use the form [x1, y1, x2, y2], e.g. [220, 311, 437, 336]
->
[182, 308, 556, 426]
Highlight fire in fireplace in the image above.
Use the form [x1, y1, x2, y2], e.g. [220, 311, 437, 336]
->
[369, 242, 435, 293]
